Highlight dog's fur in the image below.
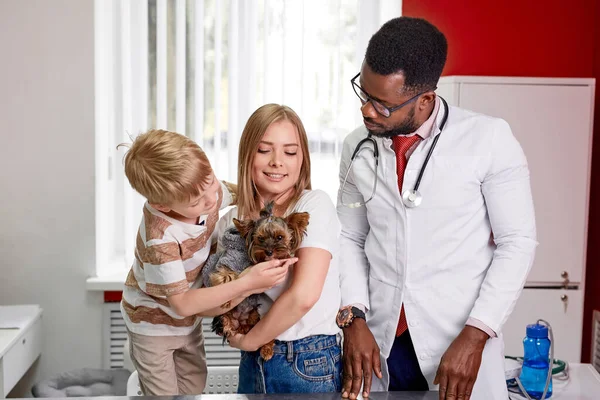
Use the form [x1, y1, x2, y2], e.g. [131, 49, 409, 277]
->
[201, 201, 309, 360]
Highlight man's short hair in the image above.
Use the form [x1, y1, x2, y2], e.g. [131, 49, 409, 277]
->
[366, 17, 448, 94]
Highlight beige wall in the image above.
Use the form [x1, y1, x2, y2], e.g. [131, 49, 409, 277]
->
[0, 0, 103, 396]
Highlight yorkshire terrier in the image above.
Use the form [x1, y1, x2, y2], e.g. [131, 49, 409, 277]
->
[201, 201, 309, 360]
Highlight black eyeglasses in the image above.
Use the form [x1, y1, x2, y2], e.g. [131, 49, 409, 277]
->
[351, 72, 433, 118]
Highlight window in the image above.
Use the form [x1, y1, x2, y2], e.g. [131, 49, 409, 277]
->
[94, 0, 400, 276]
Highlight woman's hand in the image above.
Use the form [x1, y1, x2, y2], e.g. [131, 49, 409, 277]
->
[240, 258, 297, 295]
[227, 333, 260, 352]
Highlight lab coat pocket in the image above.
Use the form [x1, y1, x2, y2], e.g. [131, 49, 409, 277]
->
[418, 155, 483, 210]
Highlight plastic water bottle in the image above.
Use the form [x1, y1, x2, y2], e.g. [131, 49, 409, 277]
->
[519, 323, 552, 399]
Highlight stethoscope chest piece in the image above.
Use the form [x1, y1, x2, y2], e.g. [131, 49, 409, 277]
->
[402, 189, 422, 208]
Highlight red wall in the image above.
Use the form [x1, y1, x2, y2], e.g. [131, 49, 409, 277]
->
[588, 2, 600, 364]
[403, 0, 599, 362]
[403, 1, 595, 78]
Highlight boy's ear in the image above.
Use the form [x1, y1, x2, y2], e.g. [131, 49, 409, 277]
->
[233, 218, 255, 239]
[285, 212, 310, 252]
[150, 203, 171, 213]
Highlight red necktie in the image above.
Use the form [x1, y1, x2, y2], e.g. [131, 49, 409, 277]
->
[392, 134, 421, 337]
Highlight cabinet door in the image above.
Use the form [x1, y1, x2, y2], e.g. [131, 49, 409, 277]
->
[501, 288, 583, 362]
[459, 83, 593, 284]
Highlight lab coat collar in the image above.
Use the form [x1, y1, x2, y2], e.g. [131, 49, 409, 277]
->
[431, 95, 449, 137]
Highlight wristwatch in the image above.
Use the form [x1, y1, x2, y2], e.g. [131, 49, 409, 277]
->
[336, 306, 366, 328]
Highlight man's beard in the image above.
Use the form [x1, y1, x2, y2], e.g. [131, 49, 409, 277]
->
[366, 107, 420, 139]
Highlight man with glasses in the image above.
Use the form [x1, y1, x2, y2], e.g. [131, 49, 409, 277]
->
[336, 17, 537, 400]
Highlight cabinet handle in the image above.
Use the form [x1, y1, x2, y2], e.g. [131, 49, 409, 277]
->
[561, 294, 569, 312]
[22, 338, 26, 345]
[561, 271, 570, 289]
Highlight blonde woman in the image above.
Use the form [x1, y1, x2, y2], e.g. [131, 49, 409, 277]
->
[217, 104, 343, 393]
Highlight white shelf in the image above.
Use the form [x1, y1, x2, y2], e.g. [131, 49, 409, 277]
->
[86, 272, 128, 291]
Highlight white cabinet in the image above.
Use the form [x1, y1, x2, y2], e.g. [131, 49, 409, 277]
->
[2, 317, 42, 397]
[437, 76, 594, 284]
[0, 305, 43, 398]
[501, 288, 583, 362]
[436, 76, 594, 362]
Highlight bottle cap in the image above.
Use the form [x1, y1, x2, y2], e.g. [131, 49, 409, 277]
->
[526, 323, 549, 339]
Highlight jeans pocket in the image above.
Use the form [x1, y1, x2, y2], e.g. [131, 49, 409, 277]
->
[293, 352, 334, 382]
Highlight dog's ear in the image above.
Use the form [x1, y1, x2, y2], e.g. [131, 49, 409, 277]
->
[285, 212, 310, 253]
[260, 201, 275, 219]
[233, 218, 255, 240]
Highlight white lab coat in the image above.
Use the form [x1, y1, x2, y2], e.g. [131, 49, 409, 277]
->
[337, 103, 537, 399]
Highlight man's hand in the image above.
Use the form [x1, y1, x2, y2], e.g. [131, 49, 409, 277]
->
[341, 318, 382, 399]
[433, 326, 488, 400]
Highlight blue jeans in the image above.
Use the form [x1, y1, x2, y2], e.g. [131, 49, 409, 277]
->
[238, 334, 342, 394]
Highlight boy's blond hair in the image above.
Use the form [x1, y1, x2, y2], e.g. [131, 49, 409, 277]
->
[121, 129, 213, 205]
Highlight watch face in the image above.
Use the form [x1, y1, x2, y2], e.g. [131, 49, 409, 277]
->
[337, 308, 352, 326]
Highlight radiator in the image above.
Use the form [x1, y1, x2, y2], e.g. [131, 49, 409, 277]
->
[593, 310, 600, 373]
[103, 303, 127, 369]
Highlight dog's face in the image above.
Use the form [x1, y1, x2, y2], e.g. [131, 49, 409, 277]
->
[233, 201, 309, 264]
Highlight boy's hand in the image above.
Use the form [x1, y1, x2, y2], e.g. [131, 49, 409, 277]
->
[241, 258, 297, 294]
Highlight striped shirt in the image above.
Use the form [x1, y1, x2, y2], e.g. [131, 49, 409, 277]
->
[121, 181, 234, 336]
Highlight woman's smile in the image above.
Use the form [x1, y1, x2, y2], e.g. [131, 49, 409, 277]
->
[263, 172, 288, 182]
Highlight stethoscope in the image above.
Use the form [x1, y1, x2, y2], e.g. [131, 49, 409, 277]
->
[340, 97, 449, 209]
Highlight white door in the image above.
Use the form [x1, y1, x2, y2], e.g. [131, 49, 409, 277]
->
[457, 82, 593, 284]
[501, 288, 583, 362]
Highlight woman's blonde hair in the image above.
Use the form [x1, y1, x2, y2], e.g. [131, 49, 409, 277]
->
[120, 129, 213, 205]
[237, 104, 311, 218]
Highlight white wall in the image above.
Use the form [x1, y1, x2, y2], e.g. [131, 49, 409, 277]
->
[0, 0, 103, 396]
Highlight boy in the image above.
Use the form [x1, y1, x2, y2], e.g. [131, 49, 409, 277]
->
[120, 129, 293, 395]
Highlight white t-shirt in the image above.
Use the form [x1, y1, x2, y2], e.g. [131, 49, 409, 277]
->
[215, 189, 341, 341]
